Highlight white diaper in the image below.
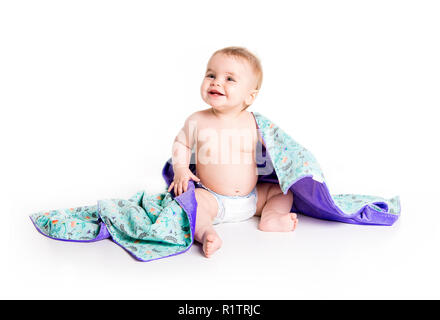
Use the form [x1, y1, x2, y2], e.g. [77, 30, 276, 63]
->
[197, 182, 258, 225]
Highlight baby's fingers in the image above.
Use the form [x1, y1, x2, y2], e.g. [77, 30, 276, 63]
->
[174, 182, 180, 196]
[190, 173, 200, 182]
[177, 180, 184, 196]
[167, 181, 174, 192]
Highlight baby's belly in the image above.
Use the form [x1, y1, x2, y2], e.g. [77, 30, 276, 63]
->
[196, 163, 258, 196]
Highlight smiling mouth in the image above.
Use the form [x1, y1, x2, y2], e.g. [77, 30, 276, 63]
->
[208, 90, 224, 96]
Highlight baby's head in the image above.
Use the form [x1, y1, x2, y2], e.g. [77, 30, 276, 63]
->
[201, 46, 263, 112]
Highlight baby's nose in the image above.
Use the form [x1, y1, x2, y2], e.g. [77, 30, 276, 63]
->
[212, 78, 222, 86]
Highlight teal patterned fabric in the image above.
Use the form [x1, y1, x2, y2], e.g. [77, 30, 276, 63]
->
[30, 190, 192, 261]
[253, 112, 400, 217]
[30, 204, 100, 241]
[254, 112, 325, 192]
[331, 194, 400, 215]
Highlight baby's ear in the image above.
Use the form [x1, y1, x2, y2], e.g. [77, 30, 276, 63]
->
[246, 89, 259, 106]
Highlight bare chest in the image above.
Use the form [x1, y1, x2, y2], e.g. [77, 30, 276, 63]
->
[195, 122, 258, 165]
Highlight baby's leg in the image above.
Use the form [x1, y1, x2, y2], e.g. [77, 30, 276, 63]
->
[255, 182, 297, 232]
[194, 188, 222, 257]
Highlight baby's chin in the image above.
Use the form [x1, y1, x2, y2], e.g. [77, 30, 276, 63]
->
[203, 98, 225, 110]
[207, 102, 230, 110]
[203, 96, 244, 111]
[210, 105, 247, 114]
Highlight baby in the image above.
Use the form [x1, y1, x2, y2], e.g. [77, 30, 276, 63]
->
[168, 46, 298, 258]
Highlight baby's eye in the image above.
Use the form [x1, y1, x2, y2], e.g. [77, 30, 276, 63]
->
[227, 76, 235, 81]
[206, 74, 215, 79]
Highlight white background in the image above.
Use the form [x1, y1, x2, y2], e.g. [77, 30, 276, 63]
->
[1, 0, 439, 299]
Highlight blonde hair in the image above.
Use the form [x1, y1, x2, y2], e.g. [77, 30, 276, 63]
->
[211, 46, 263, 91]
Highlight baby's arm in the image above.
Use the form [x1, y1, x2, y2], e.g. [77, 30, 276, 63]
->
[256, 126, 266, 148]
[168, 114, 200, 196]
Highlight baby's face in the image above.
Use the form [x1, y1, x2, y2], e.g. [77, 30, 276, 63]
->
[201, 53, 258, 112]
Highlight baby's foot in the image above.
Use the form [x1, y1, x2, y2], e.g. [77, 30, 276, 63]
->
[202, 231, 222, 258]
[258, 211, 298, 232]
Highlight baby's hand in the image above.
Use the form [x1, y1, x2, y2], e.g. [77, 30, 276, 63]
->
[167, 167, 200, 196]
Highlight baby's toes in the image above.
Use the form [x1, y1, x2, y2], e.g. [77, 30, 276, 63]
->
[206, 241, 212, 251]
[290, 213, 298, 230]
[203, 235, 214, 256]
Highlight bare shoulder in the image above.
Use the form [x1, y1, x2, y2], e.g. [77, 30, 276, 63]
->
[186, 109, 215, 128]
[185, 109, 211, 122]
[179, 111, 200, 130]
[194, 108, 213, 119]
[244, 110, 258, 129]
[247, 110, 265, 146]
